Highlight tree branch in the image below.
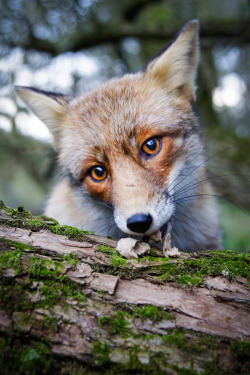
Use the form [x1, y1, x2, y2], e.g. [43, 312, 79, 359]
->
[3, 21, 250, 57]
[0, 202, 249, 374]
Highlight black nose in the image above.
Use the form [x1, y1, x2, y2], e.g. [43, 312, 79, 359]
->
[127, 213, 153, 233]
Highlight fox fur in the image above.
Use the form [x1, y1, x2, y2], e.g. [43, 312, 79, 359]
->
[15, 20, 222, 251]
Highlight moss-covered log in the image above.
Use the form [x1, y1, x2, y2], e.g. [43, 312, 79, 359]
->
[0, 201, 249, 374]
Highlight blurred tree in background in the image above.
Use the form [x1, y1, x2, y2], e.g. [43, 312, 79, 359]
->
[0, 0, 249, 250]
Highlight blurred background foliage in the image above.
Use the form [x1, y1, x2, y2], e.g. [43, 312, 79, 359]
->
[0, 0, 249, 251]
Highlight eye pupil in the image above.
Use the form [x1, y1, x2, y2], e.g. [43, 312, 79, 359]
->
[146, 138, 157, 151]
[90, 166, 107, 181]
[142, 137, 161, 156]
[94, 166, 104, 177]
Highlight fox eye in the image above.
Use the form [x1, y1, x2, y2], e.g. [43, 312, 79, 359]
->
[141, 137, 161, 156]
[90, 166, 107, 182]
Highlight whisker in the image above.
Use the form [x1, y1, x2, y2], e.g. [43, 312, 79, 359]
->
[109, 223, 121, 238]
[81, 214, 112, 227]
[173, 174, 246, 199]
[168, 146, 237, 196]
[94, 221, 116, 233]
[173, 193, 237, 207]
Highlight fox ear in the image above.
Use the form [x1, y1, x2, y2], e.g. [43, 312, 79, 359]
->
[145, 20, 199, 101]
[15, 86, 72, 146]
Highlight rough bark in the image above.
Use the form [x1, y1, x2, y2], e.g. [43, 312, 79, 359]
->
[0, 202, 249, 375]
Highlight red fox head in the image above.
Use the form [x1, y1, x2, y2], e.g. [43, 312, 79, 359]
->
[16, 21, 201, 239]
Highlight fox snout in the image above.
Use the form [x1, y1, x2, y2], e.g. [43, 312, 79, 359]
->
[116, 206, 173, 238]
[113, 177, 175, 238]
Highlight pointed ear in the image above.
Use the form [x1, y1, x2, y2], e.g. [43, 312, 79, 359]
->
[15, 86, 72, 146]
[145, 20, 199, 101]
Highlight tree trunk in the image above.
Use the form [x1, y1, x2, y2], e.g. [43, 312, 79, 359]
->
[0, 201, 249, 375]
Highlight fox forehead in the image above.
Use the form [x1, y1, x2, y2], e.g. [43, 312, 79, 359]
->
[64, 73, 192, 161]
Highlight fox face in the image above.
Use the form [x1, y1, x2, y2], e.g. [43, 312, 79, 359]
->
[60, 73, 197, 238]
[16, 20, 222, 250]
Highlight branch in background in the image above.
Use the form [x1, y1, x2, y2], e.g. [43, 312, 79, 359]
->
[123, 0, 162, 21]
[2, 21, 250, 56]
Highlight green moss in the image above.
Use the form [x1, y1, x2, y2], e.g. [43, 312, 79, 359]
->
[0, 235, 89, 313]
[12, 311, 34, 332]
[92, 261, 143, 280]
[62, 252, 79, 265]
[0, 336, 52, 375]
[25, 219, 48, 231]
[97, 244, 114, 254]
[5, 204, 32, 220]
[0, 239, 86, 309]
[0, 248, 22, 274]
[121, 346, 166, 375]
[160, 250, 250, 286]
[60, 225, 94, 238]
[199, 336, 218, 351]
[97, 244, 127, 268]
[1, 202, 94, 240]
[99, 310, 131, 335]
[134, 305, 174, 323]
[36, 278, 87, 309]
[162, 330, 186, 347]
[96, 289, 105, 296]
[96, 245, 249, 287]
[0, 238, 35, 253]
[91, 344, 166, 375]
[36, 282, 62, 308]
[230, 340, 250, 362]
[201, 358, 222, 375]
[92, 341, 110, 366]
[162, 330, 213, 356]
[40, 314, 59, 332]
[0, 279, 34, 311]
[0, 254, 87, 314]
[38, 215, 59, 225]
[60, 280, 87, 302]
[167, 364, 199, 375]
[59, 361, 89, 375]
[98, 306, 175, 339]
[143, 255, 167, 263]
[28, 256, 63, 279]
[110, 253, 126, 268]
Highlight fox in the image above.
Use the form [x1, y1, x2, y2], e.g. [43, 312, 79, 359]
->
[15, 20, 222, 252]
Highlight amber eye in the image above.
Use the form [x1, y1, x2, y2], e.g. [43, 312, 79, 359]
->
[90, 166, 107, 182]
[141, 137, 161, 156]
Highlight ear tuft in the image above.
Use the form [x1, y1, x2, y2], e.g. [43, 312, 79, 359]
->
[145, 20, 199, 101]
[15, 86, 72, 146]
